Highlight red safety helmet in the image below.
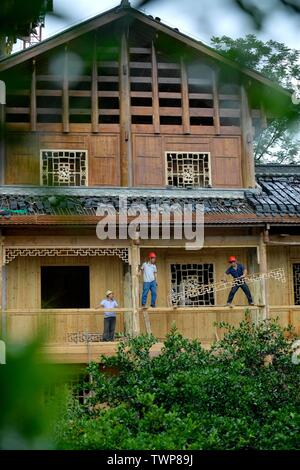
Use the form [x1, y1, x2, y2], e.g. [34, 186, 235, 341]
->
[148, 252, 157, 259]
[228, 256, 237, 263]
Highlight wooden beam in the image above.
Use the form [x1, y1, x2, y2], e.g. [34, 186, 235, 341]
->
[180, 57, 190, 134]
[30, 60, 37, 132]
[130, 243, 141, 336]
[119, 30, 132, 186]
[212, 67, 220, 135]
[91, 34, 99, 133]
[240, 84, 255, 188]
[258, 231, 269, 319]
[63, 45, 69, 133]
[151, 41, 160, 134]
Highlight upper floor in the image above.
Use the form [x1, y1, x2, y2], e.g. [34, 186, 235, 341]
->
[0, 1, 291, 190]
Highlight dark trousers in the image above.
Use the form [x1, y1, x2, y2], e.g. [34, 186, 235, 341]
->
[103, 316, 116, 341]
[227, 281, 253, 304]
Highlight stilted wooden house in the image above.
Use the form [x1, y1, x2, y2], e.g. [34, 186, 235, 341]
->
[0, 0, 299, 363]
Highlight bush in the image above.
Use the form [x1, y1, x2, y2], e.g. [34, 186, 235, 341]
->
[55, 316, 300, 450]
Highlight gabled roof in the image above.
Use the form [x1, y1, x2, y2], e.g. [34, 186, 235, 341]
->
[0, 0, 290, 96]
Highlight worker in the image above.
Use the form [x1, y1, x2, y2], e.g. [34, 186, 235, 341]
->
[223, 256, 254, 307]
[99, 290, 118, 341]
[140, 252, 158, 308]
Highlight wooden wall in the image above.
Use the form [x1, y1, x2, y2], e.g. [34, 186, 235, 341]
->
[6, 255, 124, 342]
[5, 245, 300, 345]
[5, 132, 242, 187]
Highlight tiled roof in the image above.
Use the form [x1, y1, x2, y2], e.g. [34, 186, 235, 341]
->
[0, 186, 254, 219]
[2, 164, 300, 224]
[246, 165, 300, 216]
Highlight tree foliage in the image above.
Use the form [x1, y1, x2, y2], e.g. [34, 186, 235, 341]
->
[211, 34, 300, 163]
[0, 0, 53, 57]
[55, 316, 300, 450]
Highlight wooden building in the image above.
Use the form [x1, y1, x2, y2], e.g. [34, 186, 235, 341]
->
[0, 1, 299, 363]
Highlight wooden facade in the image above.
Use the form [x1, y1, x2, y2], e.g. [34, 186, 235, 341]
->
[0, 2, 298, 363]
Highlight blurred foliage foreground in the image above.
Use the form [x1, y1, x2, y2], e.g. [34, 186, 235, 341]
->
[55, 316, 300, 450]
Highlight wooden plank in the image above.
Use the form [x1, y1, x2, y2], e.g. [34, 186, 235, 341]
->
[189, 108, 214, 117]
[92, 34, 99, 133]
[212, 67, 220, 134]
[129, 47, 151, 54]
[241, 84, 255, 188]
[151, 42, 160, 134]
[63, 45, 69, 133]
[180, 57, 190, 134]
[30, 60, 37, 132]
[119, 30, 132, 186]
[36, 90, 63, 96]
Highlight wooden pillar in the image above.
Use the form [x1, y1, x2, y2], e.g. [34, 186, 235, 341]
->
[63, 45, 69, 133]
[123, 264, 133, 335]
[258, 231, 269, 319]
[130, 242, 140, 336]
[241, 83, 255, 188]
[30, 59, 37, 132]
[119, 30, 132, 186]
[180, 57, 190, 134]
[151, 41, 160, 134]
[91, 33, 99, 133]
[212, 67, 220, 135]
[247, 247, 261, 324]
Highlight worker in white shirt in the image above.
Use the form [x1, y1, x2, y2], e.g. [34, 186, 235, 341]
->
[140, 252, 158, 308]
[99, 290, 118, 341]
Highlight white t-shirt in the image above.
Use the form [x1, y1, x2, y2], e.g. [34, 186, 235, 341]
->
[100, 298, 118, 318]
[141, 262, 157, 283]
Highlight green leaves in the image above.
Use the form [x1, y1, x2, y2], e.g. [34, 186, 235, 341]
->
[55, 316, 300, 450]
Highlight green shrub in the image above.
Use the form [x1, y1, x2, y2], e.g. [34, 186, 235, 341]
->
[55, 317, 300, 450]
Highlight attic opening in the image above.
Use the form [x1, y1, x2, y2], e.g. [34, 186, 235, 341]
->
[41, 266, 90, 309]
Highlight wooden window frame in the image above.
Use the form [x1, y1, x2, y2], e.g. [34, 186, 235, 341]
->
[165, 150, 212, 188]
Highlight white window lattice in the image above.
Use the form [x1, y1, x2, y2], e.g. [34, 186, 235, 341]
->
[170, 263, 215, 306]
[166, 152, 211, 188]
[41, 149, 88, 186]
[293, 264, 300, 305]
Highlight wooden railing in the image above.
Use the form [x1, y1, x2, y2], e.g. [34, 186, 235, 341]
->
[3, 306, 300, 346]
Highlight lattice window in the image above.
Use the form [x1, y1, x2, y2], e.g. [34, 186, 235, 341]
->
[170, 263, 215, 306]
[166, 152, 211, 188]
[41, 149, 88, 186]
[293, 264, 300, 305]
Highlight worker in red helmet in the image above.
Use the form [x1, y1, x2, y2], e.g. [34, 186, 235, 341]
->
[223, 256, 254, 307]
[140, 252, 158, 308]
